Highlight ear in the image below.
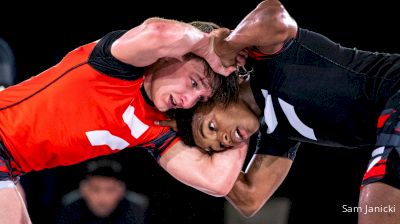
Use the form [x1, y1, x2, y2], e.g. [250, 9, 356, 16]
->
[79, 180, 89, 196]
[239, 76, 246, 84]
[156, 57, 181, 66]
[116, 180, 126, 190]
[115, 181, 126, 199]
[147, 57, 180, 74]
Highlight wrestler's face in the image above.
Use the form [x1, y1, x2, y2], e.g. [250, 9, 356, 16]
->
[192, 101, 259, 152]
[80, 176, 125, 218]
[147, 58, 213, 112]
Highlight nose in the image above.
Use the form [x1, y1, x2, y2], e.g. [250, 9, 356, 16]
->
[219, 132, 233, 146]
[182, 93, 200, 109]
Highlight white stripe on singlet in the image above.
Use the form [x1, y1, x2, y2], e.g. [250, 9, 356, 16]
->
[0, 180, 15, 189]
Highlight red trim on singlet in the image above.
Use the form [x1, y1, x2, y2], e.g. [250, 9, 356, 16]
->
[159, 137, 181, 157]
[362, 159, 387, 181]
[0, 166, 8, 173]
[247, 44, 286, 60]
[377, 113, 391, 129]
[248, 49, 269, 60]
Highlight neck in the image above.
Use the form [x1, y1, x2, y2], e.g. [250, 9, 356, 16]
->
[140, 73, 155, 107]
[238, 78, 261, 117]
[142, 73, 153, 103]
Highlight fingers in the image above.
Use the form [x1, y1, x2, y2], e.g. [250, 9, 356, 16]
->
[154, 119, 174, 126]
[215, 65, 236, 76]
[206, 55, 236, 76]
[221, 48, 248, 74]
[154, 119, 178, 131]
[223, 66, 238, 76]
[212, 29, 247, 75]
[212, 28, 231, 40]
[216, 51, 247, 76]
[235, 54, 247, 67]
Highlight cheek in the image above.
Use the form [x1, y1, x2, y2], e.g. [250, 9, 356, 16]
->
[161, 82, 186, 94]
[174, 82, 190, 93]
[107, 191, 123, 203]
[220, 108, 255, 128]
[152, 84, 170, 101]
[196, 138, 210, 149]
[192, 117, 209, 148]
[240, 111, 258, 126]
[192, 127, 206, 148]
[84, 193, 99, 205]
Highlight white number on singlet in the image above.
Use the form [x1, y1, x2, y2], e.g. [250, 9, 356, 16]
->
[86, 105, 149, 150]
[262, 89, 317, 141]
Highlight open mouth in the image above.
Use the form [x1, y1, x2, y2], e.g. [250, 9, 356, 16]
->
[169, 95, 177, 108]
[232, 127, 249, 143]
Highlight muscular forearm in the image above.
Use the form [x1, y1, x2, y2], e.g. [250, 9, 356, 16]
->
[159, 141, 248, 197]
[226, 155, 292, 217]
[226, 172, 263, 217]
[111, 17, 209, 67]
[112, 17, 235, 75]
[224, 0, 298, 55]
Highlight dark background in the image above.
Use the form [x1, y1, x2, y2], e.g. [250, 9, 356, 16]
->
[1, 0, 399, 223]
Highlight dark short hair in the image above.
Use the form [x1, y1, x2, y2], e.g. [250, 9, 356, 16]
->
[85, 159, 124, 181]
[190, 21, 221, 33]
[0, 38, 16, 87]
[170, 99, 223, 147]
[170, 107, 197, 146]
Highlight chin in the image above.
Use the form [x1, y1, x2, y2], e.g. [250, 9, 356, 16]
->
[155, 105, 165, 112]
[250, 123, 260, 136]
[154, 101, 167, 112]
[158, 107, 168, 112]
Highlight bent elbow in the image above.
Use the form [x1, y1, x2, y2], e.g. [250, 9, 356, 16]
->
[240, 206, 261, 218]
[141, 18, 169, 38]
[257, 0, 298, 42]
[233, 193, 268, 217]
[207, 183, 231, 197]
[204, 174, 239, 197]
[142, 17, 166, 27]
[267, 10, 296, 42]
